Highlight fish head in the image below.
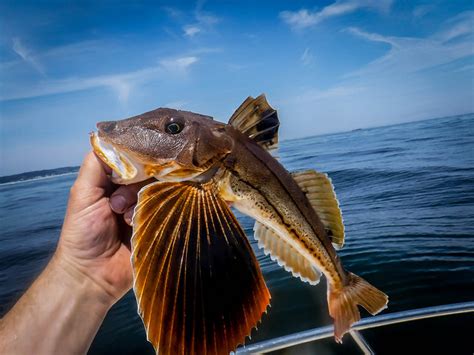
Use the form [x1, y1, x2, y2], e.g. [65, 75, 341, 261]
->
[90, 108, 233, 184]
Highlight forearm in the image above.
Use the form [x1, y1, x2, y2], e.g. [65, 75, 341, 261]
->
[0, 254, 113, 355]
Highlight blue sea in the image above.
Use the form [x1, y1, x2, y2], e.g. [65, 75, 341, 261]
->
[1, 114, 473, 354]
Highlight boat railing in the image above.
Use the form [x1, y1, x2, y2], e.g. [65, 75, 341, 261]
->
[236, 301, 474, 354]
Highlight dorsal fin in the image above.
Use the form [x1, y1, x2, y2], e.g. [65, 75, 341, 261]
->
[291, 169, 345, 249]
[228, 94, 279, 151]
[254, 221, 321, 285]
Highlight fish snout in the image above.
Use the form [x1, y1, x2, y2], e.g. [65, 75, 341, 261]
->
[96, 120, 117, 134]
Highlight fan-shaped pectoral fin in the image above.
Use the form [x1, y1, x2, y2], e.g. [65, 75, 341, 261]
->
[131, 181, 271, 355]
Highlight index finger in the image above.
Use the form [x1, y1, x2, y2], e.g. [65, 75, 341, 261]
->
[109, 180, 151, 214]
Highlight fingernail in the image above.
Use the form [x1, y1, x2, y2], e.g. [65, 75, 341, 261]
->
[124, 210, 133, 226]
[110, 195, 127, 213]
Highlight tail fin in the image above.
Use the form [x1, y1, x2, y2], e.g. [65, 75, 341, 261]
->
[328, 272, 388, 343]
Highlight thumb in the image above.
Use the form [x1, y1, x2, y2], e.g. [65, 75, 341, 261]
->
[76, 151, 112, 190]
[69, 152, 113, 211]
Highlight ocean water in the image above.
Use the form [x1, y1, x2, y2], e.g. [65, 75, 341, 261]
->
[1, 114, 473, 354]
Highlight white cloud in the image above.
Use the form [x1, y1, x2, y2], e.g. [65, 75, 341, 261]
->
[434, 11, 474, 42]
[159, 56, 198, 72]
[301, 47, 314, 66]
[194, 11, 219, 26]
[1, 39, 105, 72]
[412, 4, 435, 18]
[280, 0, 393, 30]
[195, 0, 220, 25]
[345, 27, 397, 45]
[346, 12, 474, 77]
[0, 56, 199, 102]
[11, 37, 45, 75]
[279, 11, 474, 137]
[183, 25, 201, 37]
[180, 1, 220, 38]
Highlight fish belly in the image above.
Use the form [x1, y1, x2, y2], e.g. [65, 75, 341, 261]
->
[218, 173, 342, 286]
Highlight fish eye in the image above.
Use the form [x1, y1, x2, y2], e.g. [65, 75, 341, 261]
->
[165, 121, 184, 134]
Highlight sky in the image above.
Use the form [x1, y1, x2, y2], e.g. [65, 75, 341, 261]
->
[0, 0, 473, 175]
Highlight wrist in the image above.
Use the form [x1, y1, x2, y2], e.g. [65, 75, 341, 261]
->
[0, 252, 114, 355]
[50, 251, 116, 311]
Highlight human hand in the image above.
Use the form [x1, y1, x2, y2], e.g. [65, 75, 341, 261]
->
[0, 152, 152, 354]
[55, 152, 147, 306]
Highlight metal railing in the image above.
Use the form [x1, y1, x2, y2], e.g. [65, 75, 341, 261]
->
[236, 301, 474, 354]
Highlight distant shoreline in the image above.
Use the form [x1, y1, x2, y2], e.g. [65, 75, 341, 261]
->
[0, 167, 79, 185]
[1, 112, 472, 181]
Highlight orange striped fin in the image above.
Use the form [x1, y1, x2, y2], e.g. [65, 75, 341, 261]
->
[131, 181, 271, 355]
[253, 221, 321, 285]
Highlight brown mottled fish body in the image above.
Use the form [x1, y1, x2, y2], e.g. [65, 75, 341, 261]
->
[90, 94, 388, 354]
[218, 126, 346, 284]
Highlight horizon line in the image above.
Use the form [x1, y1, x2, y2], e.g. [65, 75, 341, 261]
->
[1, 111, 472, 179]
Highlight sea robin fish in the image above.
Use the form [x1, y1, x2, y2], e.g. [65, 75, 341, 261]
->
[90, 94, 388, 354]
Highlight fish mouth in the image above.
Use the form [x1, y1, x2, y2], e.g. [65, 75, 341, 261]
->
[90, 132, 215, 184]
[90, 132, 148, 184]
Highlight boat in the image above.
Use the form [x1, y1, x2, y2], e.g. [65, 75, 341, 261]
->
[236, 301, 474, 354]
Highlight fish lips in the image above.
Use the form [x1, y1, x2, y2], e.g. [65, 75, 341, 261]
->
[90, 132, 148, 184]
